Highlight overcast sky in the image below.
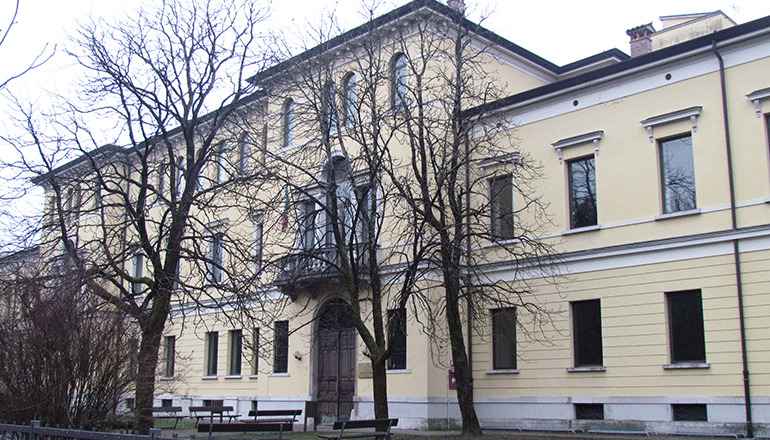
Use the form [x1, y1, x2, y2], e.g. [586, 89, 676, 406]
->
[1, 0, 768, 106]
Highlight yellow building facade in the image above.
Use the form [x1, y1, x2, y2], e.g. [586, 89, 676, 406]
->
[36, 1, 770, 436]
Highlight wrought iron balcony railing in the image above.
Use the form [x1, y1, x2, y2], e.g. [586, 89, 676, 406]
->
[275, 244, 371, 293]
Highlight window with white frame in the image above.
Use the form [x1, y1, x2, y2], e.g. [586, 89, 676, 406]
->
[131, 252, 144, 295]
[282, 99, 294, 148]
[208, 232, 224, 283]
[567, 155, 597, 229]
[490, 174, 513, 240]
[205, 331, 219, 376]
[491, 307, 516, 370]
[659, 134, 696, 214]
[391, 53, 408, 111]
[343, 72, 357, 127]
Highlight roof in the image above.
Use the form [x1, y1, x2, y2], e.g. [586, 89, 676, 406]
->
[31, 144, 125, 185]
[246, 0, 627, 84]
[463, 12, 770, 119]
[31, 90, 266, 186]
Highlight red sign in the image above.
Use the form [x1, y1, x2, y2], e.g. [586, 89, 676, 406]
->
[448, 367, 457, 390]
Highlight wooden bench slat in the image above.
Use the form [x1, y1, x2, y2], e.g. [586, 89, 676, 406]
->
[198, 422, 293, 433]
[150, 406, 183, 412]
[331, 419, 398, 430]
[249, 410, 303, 416]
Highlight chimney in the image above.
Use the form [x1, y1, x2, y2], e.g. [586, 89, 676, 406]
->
[447, 0, 466, 15]
[626, 23, 656, 57]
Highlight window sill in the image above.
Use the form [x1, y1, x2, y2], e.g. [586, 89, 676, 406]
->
[655, 209, 701, 221]
[386, 369, 411, 375]
[567, 366, 606, 373]
[224, 375, 243, 380]
[159, 376, 175, 381]
[270, 372, 290, 377]
[663, 362, 710, 370]
[493, 238, 520, 246]
[201, 376, 219, 380]
[248, 375, 259, 380]
[562, 225, 601, 236]
[486, 369, 519, 375]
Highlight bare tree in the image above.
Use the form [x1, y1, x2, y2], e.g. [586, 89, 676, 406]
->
[1, 0, 277, 432]
[257, 3, 558, 434]
[0, 255, 136, 427]
[249, 7, 428, 424]
[382, 10, 559, 435]
[0, 0, 54, 91]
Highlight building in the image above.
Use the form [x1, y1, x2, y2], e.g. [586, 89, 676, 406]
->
[33, 1, 770, 436]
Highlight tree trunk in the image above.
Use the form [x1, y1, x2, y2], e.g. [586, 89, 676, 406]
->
[445, 277, 482, 435]
[134, 325, 163, 433]
[371, 356, 389, 430]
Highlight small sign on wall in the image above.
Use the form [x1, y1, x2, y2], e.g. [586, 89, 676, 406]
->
[448, 367, 457, 390]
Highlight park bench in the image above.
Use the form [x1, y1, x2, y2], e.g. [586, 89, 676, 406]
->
[248, 409, 303, 425]
[151, 406, 183, 429]
[317, 418, 398, 440]
[189, 405, 240, 426]
[197, 421, 293, 439]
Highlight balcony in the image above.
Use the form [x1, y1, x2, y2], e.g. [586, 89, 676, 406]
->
[275, 244, 370, 295]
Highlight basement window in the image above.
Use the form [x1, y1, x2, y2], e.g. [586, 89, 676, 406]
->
[575, 403, 604, 420]
[672, 404, 707, 422]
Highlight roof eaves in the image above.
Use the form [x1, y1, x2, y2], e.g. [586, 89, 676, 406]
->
[32, 90, 267, 186]
[246, 0, 562, 85]
[463, 13, 770, 119]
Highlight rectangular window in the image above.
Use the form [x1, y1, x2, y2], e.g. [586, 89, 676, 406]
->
[125, 398, 135, 411]
[254, 222, 263, 271]
[575, 404, 604, 420]
[659, 135, 696, 214]
[157, 162, 166, 200]
[387, 308, 407, 370]
[301, 201, 317, 250]
[203, 399, 224, 408]
[163, 335, 175, 378]
[205, 331, 219, 376]
[273, 321, 289, 374]
[216, 143, 227, 184]
[355, 184, 373, 244]
[672, 404, 707, 422]
[208, 233, 224, 283]
[491, 308, 517, 370]
[131, 253, 144, 295]
[667, 290, 706, 363]
[572, 299, 603, 367]
[229, 329, 242, 376]
[251, 328, 259, 375]
[174, 160, 185, 199]
[567, 156, 597, 229]
[161, 399, 173, 408]
[490, 174, 514, 240]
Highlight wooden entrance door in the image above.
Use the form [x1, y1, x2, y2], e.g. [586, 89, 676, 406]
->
[316, 300, 356, 422]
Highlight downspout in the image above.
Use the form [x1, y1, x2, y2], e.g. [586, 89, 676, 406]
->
[713, 40, 754, 438]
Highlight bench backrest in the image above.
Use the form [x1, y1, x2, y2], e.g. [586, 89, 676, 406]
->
[151, 406, 182, 413]
[248, 409, 302, 417]
[189, 405, 234, 413]
[332, 419, 398, 430]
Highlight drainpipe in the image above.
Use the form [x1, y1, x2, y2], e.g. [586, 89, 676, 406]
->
[713, 39, 754, 438]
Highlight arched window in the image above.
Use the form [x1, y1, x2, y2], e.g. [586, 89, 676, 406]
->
[391, 53, 408, 111]
[282, 98, 294, 148]
[342, 72, 357, 127]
